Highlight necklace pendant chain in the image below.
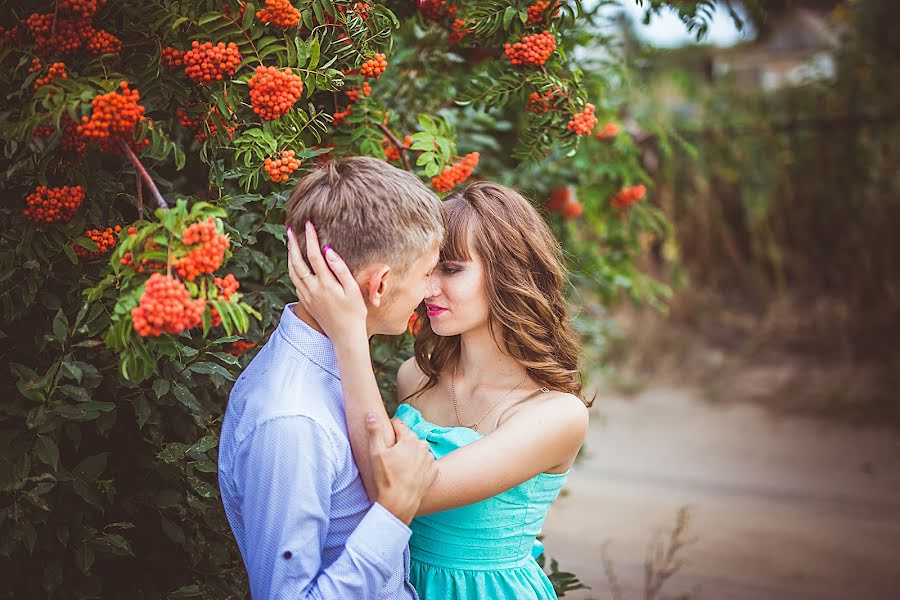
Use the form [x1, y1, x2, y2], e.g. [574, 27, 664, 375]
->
[451, 365, 528, 431]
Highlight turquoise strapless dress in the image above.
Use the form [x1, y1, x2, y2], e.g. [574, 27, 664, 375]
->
[394, 403, 568, 600]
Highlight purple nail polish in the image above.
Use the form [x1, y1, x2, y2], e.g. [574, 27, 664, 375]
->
[287, 226, 293, 234]
[322, 245, 333, 254]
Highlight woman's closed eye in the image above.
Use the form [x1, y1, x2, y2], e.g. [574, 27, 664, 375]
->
[439, 264, 462, 275]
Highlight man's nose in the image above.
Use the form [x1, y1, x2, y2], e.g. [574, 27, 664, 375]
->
[427, 272, 441, 298]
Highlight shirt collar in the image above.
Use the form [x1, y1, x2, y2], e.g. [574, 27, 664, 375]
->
[276, 303, 340, 379]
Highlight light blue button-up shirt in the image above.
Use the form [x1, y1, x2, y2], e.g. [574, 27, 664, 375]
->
[219, 304, 418, 599]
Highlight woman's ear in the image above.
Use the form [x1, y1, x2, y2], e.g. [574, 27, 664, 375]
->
[363, 264, 391, 307]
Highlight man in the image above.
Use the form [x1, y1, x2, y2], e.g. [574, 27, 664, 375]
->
[219, 157, 445, 598]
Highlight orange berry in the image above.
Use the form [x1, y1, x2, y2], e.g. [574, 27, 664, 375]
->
[23, 185, 85, 224]
[567, 103, 598, 136]
[256, 0, 301, 27]
[360, 53, 387, 79]
[504, 31, 556, 66]
[248, 66, 303, 121]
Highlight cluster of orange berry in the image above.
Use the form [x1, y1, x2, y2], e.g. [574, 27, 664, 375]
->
[360, 53, 387, 79]
[332, 105, 352, 126]
[567, 103, 598, 136]
[526, 86, 566, 114]
[545, 186, 583, 220]
[60, 115, 86, 155]
[74, 225, 122, 258]
[131, 273, 206, 337]
[526, 0, 561, 24]
[23, 185, 85, 224]
[210, 273, 241, 326]
[77, 82, 148, 153]
[174, 217, 230, 282]
[248, 66, 303, 120]
[225, 340, 257, 356]
[215, 274, 240, 301]
[59, 0, 106, 19]
[25, 13, 95, 56]
[418, 0, 457, 21]
[595, 122, 619, 140]
[86, 29, 122, 55]
[28, 58, 43, 73]
[448, 19, 471, 45]
[383, 134, 411, 161]
[264, 150, 301, 183]
[34, 62, 67, 90]
[177, 106, 235, 142]
[256, 0, 301, 27]
[610, 184, 647, 210]
[183, 41, 241, 85]
[345, 81, 371, 102]
[432, 152, 479, 192]
[160, 47, 184, 69]
[120, 227, 165, 273]
[505, 31, 557, 66]
[0, 25, 24, 47]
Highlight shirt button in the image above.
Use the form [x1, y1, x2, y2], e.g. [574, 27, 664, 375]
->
[283, 551, 292, 559]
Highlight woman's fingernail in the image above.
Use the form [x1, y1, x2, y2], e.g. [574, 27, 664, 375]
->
[287, 226, 293, 234]
[305, 220, 312, 229]
[365, 413, 376, 424]
[322, 244, 332, 254]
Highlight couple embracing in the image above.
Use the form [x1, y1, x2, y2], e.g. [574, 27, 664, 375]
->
[218, 157, 589, 599]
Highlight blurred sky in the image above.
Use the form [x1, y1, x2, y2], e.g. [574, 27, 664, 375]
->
[606, 1, 755, 47]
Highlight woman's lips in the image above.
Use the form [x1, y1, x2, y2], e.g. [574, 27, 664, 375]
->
[426, 304, 447, 317]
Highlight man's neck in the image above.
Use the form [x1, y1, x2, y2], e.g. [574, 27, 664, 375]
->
[292, 302, 375, 339]
[292, 302, 326, 335]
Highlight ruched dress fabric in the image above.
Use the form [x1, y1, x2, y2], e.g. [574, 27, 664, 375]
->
[394, 403, 568, 600]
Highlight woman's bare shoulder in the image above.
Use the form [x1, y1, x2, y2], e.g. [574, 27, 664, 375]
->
[504, 389, 589, 434]
[396, 357, 427, 403]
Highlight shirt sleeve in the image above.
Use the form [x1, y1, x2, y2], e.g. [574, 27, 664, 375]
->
[234, 415, 412, 600]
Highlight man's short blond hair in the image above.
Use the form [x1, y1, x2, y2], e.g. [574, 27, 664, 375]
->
[285, 157, 443, 274]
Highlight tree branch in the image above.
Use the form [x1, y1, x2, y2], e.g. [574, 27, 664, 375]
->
[376, 123, 411, 172]
[135, 170, 144, 220]
[119, 139, 168, 211]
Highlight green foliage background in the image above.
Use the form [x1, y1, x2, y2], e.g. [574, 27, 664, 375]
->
[0, 1, 711, 597]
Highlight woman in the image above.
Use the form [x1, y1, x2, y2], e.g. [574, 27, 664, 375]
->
[287, 181, 589, 599]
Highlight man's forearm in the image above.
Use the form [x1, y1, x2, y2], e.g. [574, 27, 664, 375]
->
[333, 337, 396, 503]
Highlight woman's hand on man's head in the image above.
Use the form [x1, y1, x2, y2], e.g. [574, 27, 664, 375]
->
[287, 221, 368, 343]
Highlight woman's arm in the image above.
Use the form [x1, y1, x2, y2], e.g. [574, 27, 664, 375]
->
[288, 224, 588, 515]
[287, 223, 397, 504]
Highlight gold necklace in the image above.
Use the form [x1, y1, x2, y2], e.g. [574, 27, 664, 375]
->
[451, 365, 528, 432]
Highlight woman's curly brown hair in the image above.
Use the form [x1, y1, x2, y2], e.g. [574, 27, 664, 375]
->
[411, 181, 587, 405]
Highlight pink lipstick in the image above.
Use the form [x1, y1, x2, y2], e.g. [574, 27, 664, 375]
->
[426, 303, 447, 317]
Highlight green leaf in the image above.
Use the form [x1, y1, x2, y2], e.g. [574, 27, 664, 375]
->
[153, 379, 171, 398]
[54, 402, 115, 422]
[63, 244, 77, 264]
[169, 584, 202, 598]
[307, 37, 320, 70]
[52, 309, 68, 340]
[74, 543, 95, 575]
[503, 6, 516, 28]
[35, 436, 59, 472]
[157, 443, 187, 464]
[187, 435, 217, 455]
[73, 453, 109, 481]
[93, 533, 133, 556]
[188, 476, 218, 499]
[171, 383, 202, 413]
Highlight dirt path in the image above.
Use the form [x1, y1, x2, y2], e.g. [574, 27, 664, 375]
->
[541, 386, 900, 600]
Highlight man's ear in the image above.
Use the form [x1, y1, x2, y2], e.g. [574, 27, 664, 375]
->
[362, 264, 392, 307]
